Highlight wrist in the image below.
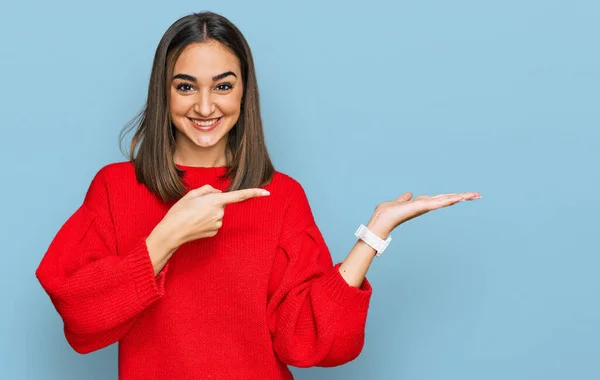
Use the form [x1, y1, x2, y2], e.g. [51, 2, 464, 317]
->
[149, 222, 180, 254]
[366, 218, 391, 240]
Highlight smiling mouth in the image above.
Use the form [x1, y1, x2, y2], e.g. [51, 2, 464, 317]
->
[188, 117, 222, 127]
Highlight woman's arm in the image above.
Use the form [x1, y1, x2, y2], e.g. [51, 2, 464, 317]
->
[36, 168, 168, 354]
[267, 182, 481, 367]
[339, 191, 482, 287]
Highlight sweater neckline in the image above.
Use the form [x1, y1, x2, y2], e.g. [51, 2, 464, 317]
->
[176, 164, 231, 172]
[175, 164, 231, 186]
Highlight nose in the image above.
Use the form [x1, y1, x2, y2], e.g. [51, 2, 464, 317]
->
[193, 90, 215, 117]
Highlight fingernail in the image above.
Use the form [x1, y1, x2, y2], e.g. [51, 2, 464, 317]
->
[261, 190, 270, 196]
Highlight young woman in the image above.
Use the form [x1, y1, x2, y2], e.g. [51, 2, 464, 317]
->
[35, 11, 481, 380]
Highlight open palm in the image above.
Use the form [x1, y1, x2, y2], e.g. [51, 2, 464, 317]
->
[369, 191, 482, 237]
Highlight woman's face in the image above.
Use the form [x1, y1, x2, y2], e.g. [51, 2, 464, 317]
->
[169, 41, 243, 162]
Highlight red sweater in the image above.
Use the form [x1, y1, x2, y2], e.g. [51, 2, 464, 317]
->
[35, 161, 372, 379]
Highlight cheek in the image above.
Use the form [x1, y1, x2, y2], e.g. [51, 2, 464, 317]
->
[169, 93, 192, 117]
[218, 93, 243, 117]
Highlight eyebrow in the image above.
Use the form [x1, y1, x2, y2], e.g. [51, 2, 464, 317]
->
[172, 71, 237, 82]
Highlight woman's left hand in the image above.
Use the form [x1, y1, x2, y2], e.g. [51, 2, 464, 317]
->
[366, 191, 482, 238]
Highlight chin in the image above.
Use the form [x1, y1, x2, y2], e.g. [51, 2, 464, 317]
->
[189, 123, 231, 149]
[192, 135, 224, 148]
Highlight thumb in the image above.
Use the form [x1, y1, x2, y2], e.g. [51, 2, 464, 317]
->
[185, 184, 222, 198]
[396, 192, 413, 201]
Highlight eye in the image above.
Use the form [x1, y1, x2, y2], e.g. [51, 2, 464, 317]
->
[176, 83, 195, 93]
[215, 83, 233, 92]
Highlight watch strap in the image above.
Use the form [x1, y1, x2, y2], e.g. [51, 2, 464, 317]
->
[354, 224, 391, 257]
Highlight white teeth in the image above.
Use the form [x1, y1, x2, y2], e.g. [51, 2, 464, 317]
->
[191, 118, 220, 127]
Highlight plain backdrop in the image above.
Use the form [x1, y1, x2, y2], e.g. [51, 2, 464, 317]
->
[1, 0, 598, 379]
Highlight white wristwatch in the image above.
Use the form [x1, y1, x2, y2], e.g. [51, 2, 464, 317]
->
[354, 224, 391, 257]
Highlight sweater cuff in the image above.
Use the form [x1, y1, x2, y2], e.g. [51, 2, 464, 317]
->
[124, 238, 169, 310]
[316, 263, 372, 312]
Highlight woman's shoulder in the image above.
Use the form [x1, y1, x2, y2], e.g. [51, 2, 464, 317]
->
[270, 170, 307, 196]
[95, 160, 135, 180]
[270, 170, 317, 237]
[85, 161, 138, 199]
[269, 170, 314, 214]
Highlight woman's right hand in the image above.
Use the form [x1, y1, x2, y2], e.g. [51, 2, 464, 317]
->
[163, 184, 270, 246]
[146, 184, 270, 274]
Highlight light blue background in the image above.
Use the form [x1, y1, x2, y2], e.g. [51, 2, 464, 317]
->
[1, 0, 598, 379]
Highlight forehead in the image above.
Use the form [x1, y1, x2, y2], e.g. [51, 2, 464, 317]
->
[173, 41, 241, 80]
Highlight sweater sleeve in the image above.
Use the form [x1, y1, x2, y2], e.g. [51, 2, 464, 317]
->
[266, 180, 372, 368]
[35, 167, 169, 354]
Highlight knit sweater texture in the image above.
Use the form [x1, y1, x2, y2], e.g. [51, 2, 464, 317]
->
[35, 161, 372, 379]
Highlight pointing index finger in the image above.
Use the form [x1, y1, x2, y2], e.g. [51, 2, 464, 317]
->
[217, 188, 270, 205]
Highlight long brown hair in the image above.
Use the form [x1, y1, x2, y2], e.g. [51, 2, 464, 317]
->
[119, 11, 274, 203]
